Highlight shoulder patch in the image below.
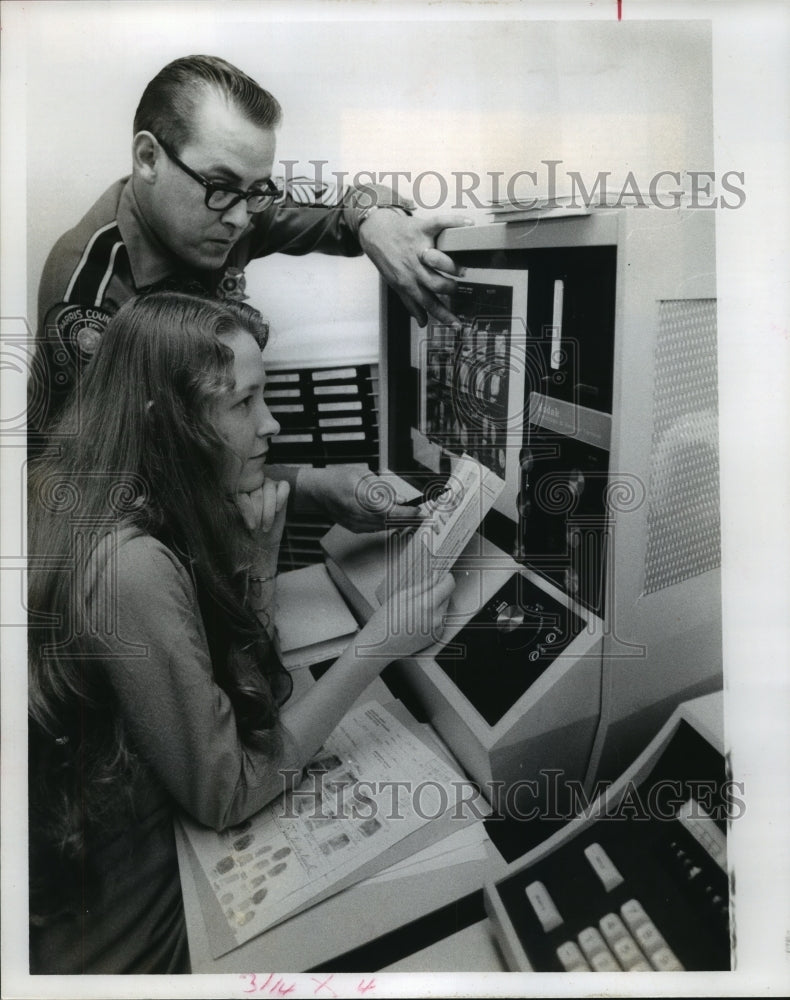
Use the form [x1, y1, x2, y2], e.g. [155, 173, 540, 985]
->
[216, 266, 249, 302]
[47, 302, 113, 360]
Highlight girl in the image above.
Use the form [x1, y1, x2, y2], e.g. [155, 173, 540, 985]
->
[27, 292, 453, 974]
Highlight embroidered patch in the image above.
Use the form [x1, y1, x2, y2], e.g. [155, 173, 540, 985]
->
[48, 303, 113, 359]
[217, 266, 249, 302]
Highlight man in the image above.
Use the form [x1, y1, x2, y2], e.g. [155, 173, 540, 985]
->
[30, 54, 468, 529]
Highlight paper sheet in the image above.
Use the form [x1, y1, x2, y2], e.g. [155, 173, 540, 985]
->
[273, 562, 359, 669]
[375, 452, 505, 603]
[177, 701, 488, 958]
[362, 822, 490, 885]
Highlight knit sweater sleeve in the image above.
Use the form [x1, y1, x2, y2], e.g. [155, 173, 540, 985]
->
[90, 533, 288, 830]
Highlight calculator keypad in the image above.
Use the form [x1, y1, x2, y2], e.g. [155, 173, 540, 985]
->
[489, 720, 731, 972]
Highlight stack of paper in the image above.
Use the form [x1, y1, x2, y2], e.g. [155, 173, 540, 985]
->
[273, 562, 359, 670]
[176, 701, 490, 959]
[486, 192, 588, 221]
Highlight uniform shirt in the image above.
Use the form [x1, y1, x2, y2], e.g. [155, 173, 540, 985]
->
[30, 176, 410, 440]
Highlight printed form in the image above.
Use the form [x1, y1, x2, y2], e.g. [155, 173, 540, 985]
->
[177, 701, 489, 958]
[376, 452, 505, 604]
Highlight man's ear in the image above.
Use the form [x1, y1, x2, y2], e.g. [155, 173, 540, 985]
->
[132, 132, 160, 185]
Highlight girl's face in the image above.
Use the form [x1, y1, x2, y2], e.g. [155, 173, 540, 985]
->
[211, 328, 280, 493]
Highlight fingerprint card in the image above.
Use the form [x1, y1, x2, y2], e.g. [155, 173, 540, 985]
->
[177, 701, 478, 957]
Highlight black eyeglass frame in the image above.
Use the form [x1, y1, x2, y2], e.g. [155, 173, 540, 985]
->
[155, 135, 282, 213]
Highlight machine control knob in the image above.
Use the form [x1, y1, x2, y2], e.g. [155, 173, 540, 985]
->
[496, 605, 525, 632]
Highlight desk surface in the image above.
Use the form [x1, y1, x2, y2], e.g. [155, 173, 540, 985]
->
[379, 920, 506, 973]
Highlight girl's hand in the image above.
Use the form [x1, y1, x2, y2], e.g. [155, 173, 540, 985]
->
[235, 479, 290, 535]
[234, 479, 290, 578]
[361, 569, 456, 660]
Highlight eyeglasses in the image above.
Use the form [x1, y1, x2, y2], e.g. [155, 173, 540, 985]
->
[155, 136, 282, 213]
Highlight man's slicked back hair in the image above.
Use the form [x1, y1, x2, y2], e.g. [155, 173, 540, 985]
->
[133, 54, 282, 152]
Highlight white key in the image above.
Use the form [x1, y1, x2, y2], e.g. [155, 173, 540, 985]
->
[620, 898, 649, 930]
[556, 940, 591, 972]
[584, 842, 625, 892]
[578, 926, 620, 970]
[590, 949, 621, 972]
[634, 920, 665, 954]
[651, 945, 685, 971]
[525, 880, 563, 932]
[620, 898, 684, 968]
[612, 934, 649, 971]
[599, 912, 628, 943]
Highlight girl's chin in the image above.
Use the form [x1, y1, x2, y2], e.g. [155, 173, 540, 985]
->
[237, 472, 267, 493]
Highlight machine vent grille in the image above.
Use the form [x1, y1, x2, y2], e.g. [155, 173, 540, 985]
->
[643, 299, 720, 594]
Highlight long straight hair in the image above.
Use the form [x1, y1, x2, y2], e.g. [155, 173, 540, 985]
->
[28, 293, 287, 911]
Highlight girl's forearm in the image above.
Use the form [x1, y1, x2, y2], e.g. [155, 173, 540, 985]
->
[248, 573, 277, 638]
[276, 629, 394, 768]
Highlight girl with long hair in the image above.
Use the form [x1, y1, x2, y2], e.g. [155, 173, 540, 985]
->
[27, 292, 453, 974]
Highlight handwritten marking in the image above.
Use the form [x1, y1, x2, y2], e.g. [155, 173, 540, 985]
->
[311, 975, 338, 998]
[240, 974, 297, 995]
[238, 974, 375, 998]
[618, 0, 622, 19]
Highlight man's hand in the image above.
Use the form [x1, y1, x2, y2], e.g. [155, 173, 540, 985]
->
[296, 465, 423, 533]
[357, 211, 474, 327]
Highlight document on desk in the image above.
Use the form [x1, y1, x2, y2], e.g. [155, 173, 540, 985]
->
[374, 452, 505, 604]
[362, 822, 490, 885]
[177, 701, 490, 958]
[273, 561, 359, 670]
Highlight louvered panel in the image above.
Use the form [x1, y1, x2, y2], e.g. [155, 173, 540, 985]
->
[265, 362, 380, 569]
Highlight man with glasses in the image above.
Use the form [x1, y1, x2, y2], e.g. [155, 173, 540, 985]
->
[31, 54, 467, 529]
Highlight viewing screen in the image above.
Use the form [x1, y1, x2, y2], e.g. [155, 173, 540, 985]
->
[409, 268, 528, 518]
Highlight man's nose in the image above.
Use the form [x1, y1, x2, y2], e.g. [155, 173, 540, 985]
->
[221, 197, 251, 230]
